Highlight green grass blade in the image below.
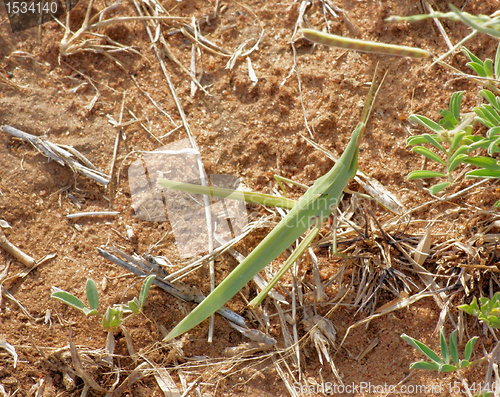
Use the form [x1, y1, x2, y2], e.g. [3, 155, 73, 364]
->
[467, 137, 491, 151]
[440, 328, 450, 365]
[408, 170, 447, 179]
[449, 329, 458, 365]
[407, 135, 442, 146]
[481, 105, 500, 125]
[127, 298, 141, 314]
[489, 137, 500, 155]
[487, 126, 500, 138]
[484, 59, 494, 78]
[480, 90, 498, 109]
[467, 62, 487, 77]
[476, 117, 496, 129]
[449, 131, 467, 153]
[458, 297, 480, 316]
[249, 224, 321, 308]
[86, 279, 99, 311]
[474, 107, 498, 128]
[439, 109, 458, 128]
[300, 28, 430, 58]
[158, 179, 297, 210]
[448, 153, 469, 173]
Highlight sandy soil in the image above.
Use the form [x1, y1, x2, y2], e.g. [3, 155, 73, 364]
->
[1, 0, 499, 395]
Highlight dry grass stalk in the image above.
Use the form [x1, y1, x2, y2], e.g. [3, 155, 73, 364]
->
[131, 0, 217, 339]
[0, 227, 35, 267]
[58, 0, 185, 57]
[98, 247, 258, 330]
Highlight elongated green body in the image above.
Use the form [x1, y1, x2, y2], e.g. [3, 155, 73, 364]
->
[301, 28, 431, 58]
[158, 180, 297, 210]
[164, 123, 363, 341]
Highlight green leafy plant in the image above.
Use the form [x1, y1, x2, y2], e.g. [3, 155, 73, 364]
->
[387, 5, 500, 67]
[461, 45, 500, 82]
[51, 275, 155, 332]
[407, 90, 477, 194]
[407, 47, 500, 204]
[401, 327, 479, 372]
[459, 292, 500, 329]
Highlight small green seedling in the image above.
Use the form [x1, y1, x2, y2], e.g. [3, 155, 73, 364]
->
[401, 327, 479, 373]
[51, 275, 155, 332]
[459, 292, 500, 329]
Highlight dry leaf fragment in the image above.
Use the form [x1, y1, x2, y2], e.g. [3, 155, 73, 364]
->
[0, 221, 11, 229]
[247, 57, 258, 84]
[414, 227, 432, 265]
[223, 342, 273, 358]
[0, 340, 17, 368]
[154, 368, 181, 397]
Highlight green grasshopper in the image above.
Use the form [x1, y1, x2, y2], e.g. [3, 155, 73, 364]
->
[161, 69, 385, 341]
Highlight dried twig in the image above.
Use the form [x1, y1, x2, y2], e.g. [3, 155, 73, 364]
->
[66, 212, 120, 219]
[2, 125, 110, 186]
[97, 247, 247, 328]
[0, 228, 35, 267]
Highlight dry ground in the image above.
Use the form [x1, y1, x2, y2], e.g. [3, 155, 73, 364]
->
[1, 0, 500, 395]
